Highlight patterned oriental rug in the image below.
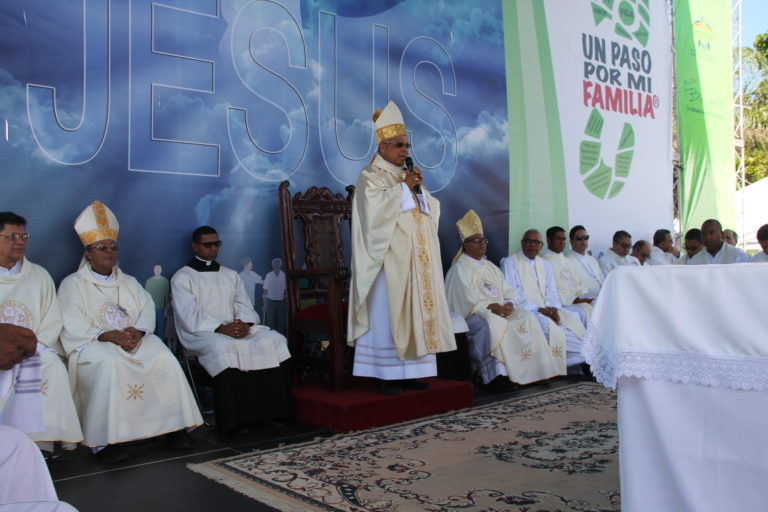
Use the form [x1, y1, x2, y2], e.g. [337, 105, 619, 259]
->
[189, 383, 619, 512]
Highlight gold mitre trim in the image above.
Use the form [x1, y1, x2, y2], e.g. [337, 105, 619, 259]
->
[376, 123, 407, 143]
[457, 209, 484, 242]
[75, 200, 120, 246]
[374, 101, 407, 143]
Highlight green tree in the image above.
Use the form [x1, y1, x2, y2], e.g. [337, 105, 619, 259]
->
[741, 33, 768, 186]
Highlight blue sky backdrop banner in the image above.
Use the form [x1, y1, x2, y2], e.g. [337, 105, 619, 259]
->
[0, 0, 509, 284]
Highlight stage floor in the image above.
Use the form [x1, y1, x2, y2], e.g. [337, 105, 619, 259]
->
[49, 376, 576, 512]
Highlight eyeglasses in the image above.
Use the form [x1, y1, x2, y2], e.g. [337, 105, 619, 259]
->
[465, 237, 489, 245]
[618, 242, 631, 249]
[88, 243, 119, 252]
[383, 142, 411, 148]
[684, 245, 700, 251]
[522, 239, 543, 245]
[0, 232, 31, 241]
[573, 235, 590, 241]
[197, 240, 222, 248]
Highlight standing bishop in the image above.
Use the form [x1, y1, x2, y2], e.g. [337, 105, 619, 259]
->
[58, 201, 202, 463]
[445, 211, 565, 386]
[347, 101, 455, 395]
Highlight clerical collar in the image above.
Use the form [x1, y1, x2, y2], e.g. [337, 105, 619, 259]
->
[90, 268, 115, 282]
[0, 259, 22, 275]
[187, 256, 220, 272]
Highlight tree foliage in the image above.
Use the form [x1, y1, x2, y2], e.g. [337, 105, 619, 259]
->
[742, 33, 768, 185]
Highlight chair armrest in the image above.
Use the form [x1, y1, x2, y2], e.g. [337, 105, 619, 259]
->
[287, 268, 350, 280]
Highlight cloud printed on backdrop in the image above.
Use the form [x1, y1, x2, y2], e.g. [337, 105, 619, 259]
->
[0, 0, 509, 286]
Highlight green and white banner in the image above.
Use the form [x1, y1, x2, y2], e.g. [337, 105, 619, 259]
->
[505, 0, 673, 253]
[675, 0, 735, 232]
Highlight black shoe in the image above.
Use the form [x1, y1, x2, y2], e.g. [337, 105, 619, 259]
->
[165, 430, 194, 450]
[486, 376, 519, 393]
[377, 380, 403, 395]
[95, 444, 130, 464]
[400, 379, 431, 391]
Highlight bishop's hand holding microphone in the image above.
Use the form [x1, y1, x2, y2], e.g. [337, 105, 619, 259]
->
[403, 156, 423, 194]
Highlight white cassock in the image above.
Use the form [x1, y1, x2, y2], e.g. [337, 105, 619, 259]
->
[0, 259, 82, 446]
[648, 245, 678, 265]
[752, 251, 768, 263]
[566, 252, 604, 299]
[347, 155, 455, 380]
[500, 253, 586, 368]
[688, 243, 750, 265]
[598, 248, 631, 276]
[58, 265, 202, 448]
[171, 261, 289, 377]
[541, 249, 593, 324]
[445, 254, 565, 385]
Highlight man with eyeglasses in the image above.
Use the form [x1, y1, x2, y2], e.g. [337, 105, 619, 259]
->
[598, 230, 633, 276]
[541, 226, 593, 325]
[566, 225, 604, 300]
[0, 211, 83, 454]
[348, 101, 455, 396]
[689, 219, 749, 265]
[445, 211, 564, 389]
[500, 230, 586, 371]
[58, 201, 202, 463]
[171, 226, 292, 432]
[677, 228, 703, 264]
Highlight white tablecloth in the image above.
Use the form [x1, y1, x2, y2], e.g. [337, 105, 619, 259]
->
[584, 263, 768, 512]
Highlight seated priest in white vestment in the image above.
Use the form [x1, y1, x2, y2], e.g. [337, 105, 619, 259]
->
[689, 219, 750, 265]
[58, 202, 202, 463]
[753, 224, 768, 263]
[171, 226, 292, 433]
[500, 229, 586, 370]
[598, 230, 632, 276]
[566, 225, 604, 300]
[628, 240, 651, 266]
[648, 229, 679, 265]
[445, 211, 565, 387]
[678, 228, 703, 265]
[0, 212, 82, 452]
[347, 101, 456, 396]
[542, 226, 593, 325]
[0, 323, 78, 510]
[723, 228, 738, 246]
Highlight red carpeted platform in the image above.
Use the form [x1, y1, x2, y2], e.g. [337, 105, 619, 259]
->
[292, 377, 474, 432]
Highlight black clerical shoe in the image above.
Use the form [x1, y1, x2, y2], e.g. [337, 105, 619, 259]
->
[95, 444, 130, 464]
[165, 430, 194, 450]
[485, 376, 519, 393]
[377, 380, 403, 395]
[399, 379, 431, 391]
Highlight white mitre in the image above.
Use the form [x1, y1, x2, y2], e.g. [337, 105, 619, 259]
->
[74, 200, 119, 246]
[373, 100, 407, 143]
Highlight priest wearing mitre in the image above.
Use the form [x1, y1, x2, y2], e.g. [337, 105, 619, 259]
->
[58, 201, 201, 463]
[445, 210, 565, 387]
[347, 101, 455, 395]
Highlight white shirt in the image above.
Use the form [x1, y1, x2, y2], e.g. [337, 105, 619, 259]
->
[751, 251, 768, 263]
[263, 270, 286, 301]
[648, 245, 677, 265]
[688, 243, 750, 265]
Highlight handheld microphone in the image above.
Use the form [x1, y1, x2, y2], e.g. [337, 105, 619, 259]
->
[404, 157, 421, 194]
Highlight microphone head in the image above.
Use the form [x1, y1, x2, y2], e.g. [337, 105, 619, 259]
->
[404, 156, 414, 172]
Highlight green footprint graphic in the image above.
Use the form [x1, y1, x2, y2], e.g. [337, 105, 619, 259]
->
[591, 0, 650, 47]
[579, 108, 635, 199]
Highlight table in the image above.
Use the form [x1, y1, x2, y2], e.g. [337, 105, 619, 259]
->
[583, 263, 768, 512]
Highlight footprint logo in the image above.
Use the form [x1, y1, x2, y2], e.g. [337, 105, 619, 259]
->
[591, 0, 650, 47]
[579, 109, 635, 199]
